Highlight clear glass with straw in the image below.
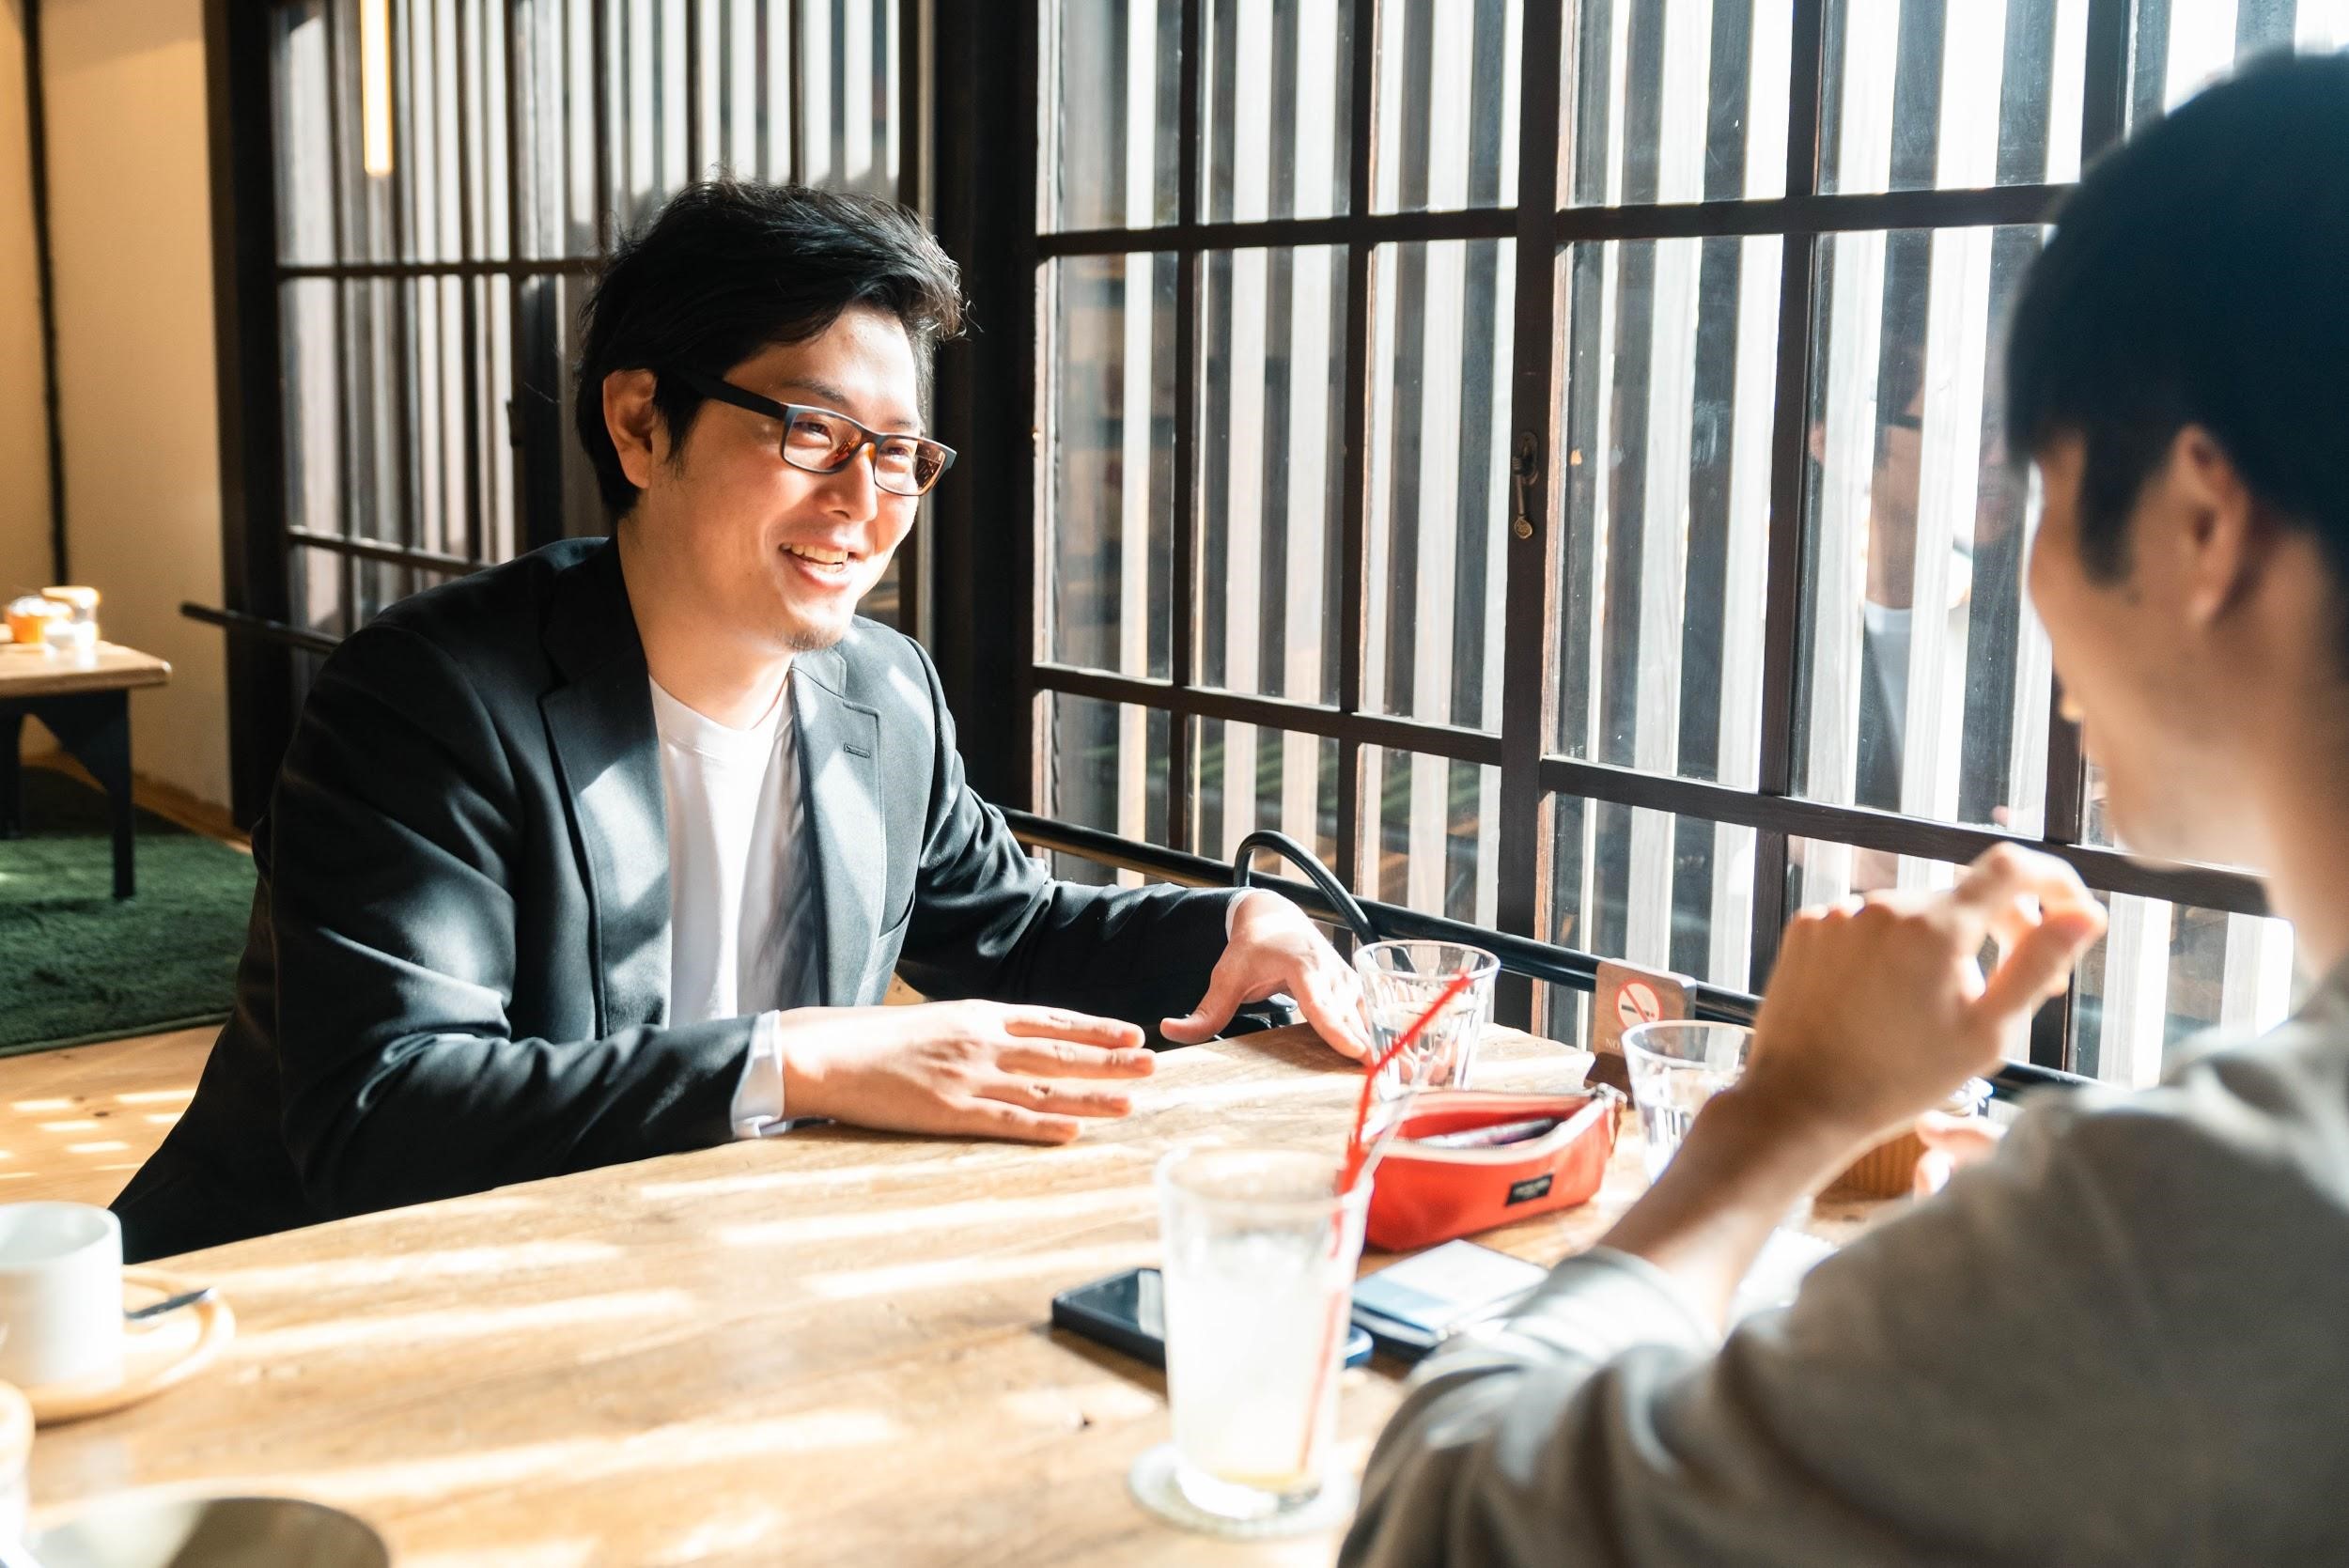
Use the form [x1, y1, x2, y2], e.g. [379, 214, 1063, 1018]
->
[1135, 975, 1465, 1535]
[1152, 1145, 1371, 1526]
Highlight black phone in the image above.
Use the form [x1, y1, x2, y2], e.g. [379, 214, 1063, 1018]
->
[1051, 1267, 1375, 1370]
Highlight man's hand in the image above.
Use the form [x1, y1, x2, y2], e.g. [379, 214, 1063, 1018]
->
[1159, 892, 1373, 1061]
[1598, 845, 2102, 1326]
[1741, 844, 2108, 1152]
[777, 1001, 1156, 1144]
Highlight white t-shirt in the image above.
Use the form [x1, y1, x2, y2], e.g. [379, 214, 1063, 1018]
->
[648, 675, 814, 1135]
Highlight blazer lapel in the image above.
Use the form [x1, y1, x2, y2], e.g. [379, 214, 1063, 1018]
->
[539, 542, 670, 1034]
[792, 647, 885, 1005]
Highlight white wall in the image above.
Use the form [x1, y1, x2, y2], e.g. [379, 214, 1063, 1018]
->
[39, 0, 228, 808]
[0, 0, 53, 626]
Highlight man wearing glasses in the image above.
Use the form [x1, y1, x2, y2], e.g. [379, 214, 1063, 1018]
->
[113, 182, 1367, 1262]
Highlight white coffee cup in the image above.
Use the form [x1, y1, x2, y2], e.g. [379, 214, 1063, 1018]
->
[0, 1203, 125, 1389]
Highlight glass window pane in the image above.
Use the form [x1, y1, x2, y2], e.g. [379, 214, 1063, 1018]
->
[1189, 722, 1340, 873]
[1565, 0, 1796, 207]
[513, 0, 604, 259]
[1366, 240, 1514, 729]
[1795, 225, 2051, 833]
[2073, 893, 2298, 1086]
[521, 272, 613, 546]
[281, 279, 345, 542]
[1372, 0, 1520, 212]
[799, 0, 902, 198]
[1046, 695, 1175, 886]
[610, 0, 696, 230]
[1202, 0, 1353, 222]
[290, 543, 350, 641]
[1552, 237, 1783, 782]
[1044, 254, 1176, 678]
[2127, 1, 2349, 130]
[1364, 748, 1501, 926]
[273, 2, 337, 266]
[1197, 246, 1346, 704]
[1045, 0, 1181, 230]
[1820, 0, 2092, 194]
[1552, 795, 1761, 990]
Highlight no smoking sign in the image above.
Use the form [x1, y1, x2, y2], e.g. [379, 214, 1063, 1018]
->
[1616, 979, 1663, 1030]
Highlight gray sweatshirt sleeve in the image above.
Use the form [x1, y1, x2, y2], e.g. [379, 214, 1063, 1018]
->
[1340, 1089, 2233, 1568]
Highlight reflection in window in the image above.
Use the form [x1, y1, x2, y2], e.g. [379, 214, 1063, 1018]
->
[1796, 225, 2052, 900]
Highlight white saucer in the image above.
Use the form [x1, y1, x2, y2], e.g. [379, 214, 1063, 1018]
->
[24, 1269, 235, 1426]
[1128, 1442, 1357, 1539]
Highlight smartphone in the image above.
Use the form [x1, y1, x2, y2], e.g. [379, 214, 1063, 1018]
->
[1349, 1240, 1549, 1363]
[1051, 1267, 1375, 1370]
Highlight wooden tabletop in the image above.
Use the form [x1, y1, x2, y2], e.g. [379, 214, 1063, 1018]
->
[28, 1026, 1882, 1565]
[0, 642, 171, 700]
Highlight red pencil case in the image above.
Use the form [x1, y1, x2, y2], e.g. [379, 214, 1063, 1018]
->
[1363, 1088, 1623, 1252]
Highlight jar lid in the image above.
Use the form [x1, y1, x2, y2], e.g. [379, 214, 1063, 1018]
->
[41, 586, 99, 611]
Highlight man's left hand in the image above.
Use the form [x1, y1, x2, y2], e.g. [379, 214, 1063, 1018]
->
[1159, 892, 1373, 1061]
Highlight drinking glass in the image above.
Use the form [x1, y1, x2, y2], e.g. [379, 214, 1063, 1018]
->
[1152, 1145, 1369, 1527]
[1353, 940, 1500, 1112]
[1620, 1020, 1752, 1182]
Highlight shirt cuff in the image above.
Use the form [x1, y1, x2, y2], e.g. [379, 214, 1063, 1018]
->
[730, 1010, 789, 1139]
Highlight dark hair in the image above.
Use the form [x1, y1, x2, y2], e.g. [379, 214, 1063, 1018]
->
[2004, 52, 2349, 592]
[572, 180, 965, 517]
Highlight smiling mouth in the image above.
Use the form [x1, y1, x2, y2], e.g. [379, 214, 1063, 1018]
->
[782, 542, 857, 579]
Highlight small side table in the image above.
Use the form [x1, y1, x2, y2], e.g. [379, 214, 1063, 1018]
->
[0, 642, 173, 899]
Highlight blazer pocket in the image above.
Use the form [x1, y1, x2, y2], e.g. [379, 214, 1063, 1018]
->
[862, 904, 913, 997]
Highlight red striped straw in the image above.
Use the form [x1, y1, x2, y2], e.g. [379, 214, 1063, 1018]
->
[1290, 969, 1477, 1481]
[1338, 970, 1475, 1193]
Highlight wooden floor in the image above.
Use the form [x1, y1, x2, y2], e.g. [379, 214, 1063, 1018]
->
[2, 753, 231, 1204]
[0, 1027, 212, 1207]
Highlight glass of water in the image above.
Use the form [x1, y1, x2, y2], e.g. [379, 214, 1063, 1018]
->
[1621, 1020, 1752, 1182]
[1151, 1145, 1369, 1528]
[1354, 940, 1500, 1113]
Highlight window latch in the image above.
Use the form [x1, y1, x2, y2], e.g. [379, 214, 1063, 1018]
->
[1510, 432, 1540, 540]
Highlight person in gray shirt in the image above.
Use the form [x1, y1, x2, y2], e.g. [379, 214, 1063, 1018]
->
[1344, 53, 2349, 1568]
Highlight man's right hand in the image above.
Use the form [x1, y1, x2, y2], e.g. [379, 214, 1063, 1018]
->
[1740, 844, 2106, 1155]
[774, 1001, 1156, 1144]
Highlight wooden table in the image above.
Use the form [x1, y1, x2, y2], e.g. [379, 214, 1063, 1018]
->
[29, 1026, 1880, 1565]
[0, 641, 172, 898]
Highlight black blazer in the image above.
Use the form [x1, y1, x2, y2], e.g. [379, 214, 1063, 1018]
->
[114, 538, 1234, 1262]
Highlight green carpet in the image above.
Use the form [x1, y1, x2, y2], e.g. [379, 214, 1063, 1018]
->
[0, 768, 252, 1054]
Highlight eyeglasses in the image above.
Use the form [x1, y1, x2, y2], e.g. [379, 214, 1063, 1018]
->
[672, 369, 957, 497]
